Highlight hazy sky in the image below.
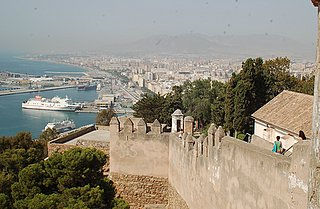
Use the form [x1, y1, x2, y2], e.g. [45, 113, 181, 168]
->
[0, 0, 318, 53]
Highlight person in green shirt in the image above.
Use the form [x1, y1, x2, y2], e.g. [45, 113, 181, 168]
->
[272, 136, 283, 154]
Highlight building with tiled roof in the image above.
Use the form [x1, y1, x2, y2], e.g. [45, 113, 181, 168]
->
[251, 90, 312, 150]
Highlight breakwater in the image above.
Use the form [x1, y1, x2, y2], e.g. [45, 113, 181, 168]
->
[0, 85, 77, 96]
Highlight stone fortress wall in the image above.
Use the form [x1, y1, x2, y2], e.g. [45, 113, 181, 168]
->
[47, 111, 312, 209]
[108, 113, 311, 209]
[109, 117, 170, 209]
[168, 124, 310, 209]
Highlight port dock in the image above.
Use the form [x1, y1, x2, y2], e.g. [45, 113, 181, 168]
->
[0, 85, 77, 96]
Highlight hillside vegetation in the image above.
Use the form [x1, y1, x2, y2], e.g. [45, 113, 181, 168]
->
[133, 57, 314, 136]
[0, 133, 128, 209]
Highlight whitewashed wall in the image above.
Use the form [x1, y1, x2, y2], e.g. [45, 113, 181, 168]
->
[254, 119, 298, 150]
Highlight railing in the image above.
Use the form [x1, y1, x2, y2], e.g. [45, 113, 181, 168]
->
[282, 145, 294, 157]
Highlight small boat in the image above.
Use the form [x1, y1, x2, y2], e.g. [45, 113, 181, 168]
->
[44, 120, 76, 133]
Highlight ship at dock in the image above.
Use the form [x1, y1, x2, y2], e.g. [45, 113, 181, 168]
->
[44, 119, 76, 133]
[77, 83, 97, 91]
[22, 95, 81, 112]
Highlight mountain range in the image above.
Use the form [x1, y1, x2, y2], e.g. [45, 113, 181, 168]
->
[104, 34, 315, 61]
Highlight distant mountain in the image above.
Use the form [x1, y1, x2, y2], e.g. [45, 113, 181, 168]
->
[105, 34, 315, 60]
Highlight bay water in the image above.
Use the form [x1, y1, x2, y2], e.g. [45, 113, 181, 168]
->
[0, 53, 85, 75]
[0, 54, 98, 138]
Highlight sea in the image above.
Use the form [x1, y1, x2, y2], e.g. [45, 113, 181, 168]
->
[0, 54, 98, 138]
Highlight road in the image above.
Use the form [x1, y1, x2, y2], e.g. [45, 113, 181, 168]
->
[120, 87, 141, 102]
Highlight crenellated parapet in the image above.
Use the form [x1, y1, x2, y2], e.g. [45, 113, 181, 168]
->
[169, 122, 311, 209]
[207, 123, 216, 147]
[110, 117, 166, 138]
[109, 117, 120, 133]
[110, 117, 170, 177]
[151, 119, 162, 134]
[175, 123, 225, 161]
[108, 113, 312, 209]
[184, 116, 194, 135]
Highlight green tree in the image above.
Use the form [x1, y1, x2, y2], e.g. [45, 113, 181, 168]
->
[181, 80, 211, 128]
[263, 57, 314, 96]
[0, 132, 35, 152]
[13, 193, 63, 209]
[0, 172, 14, 196]
[38, 128, 59, 141]
[160, 86, 184, 125]
[209, 80, 226, 127]
[0, 132, 127, 209]
[225, 57, 314, 136]
[111, 198, 130, 209]
[233, 79, 252, 133]
[96, 109, 116, 126]
[11, 147, 124, 209]
[11, 163, 47, 201]
[224, 74, 238, 134]
[133, 79, 226, 128]
[181, 79, 225, 128]
[133, 93, 167, 123]
[226, 58, 267, 134]
[263, 57, 294, 100]
[0, 193, 10, 209]
[0, 132, 46, 208]
[0, 148, 44, 175]
[294, 75, 314, 95]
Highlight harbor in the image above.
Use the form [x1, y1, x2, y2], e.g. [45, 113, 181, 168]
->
[0, 88, 98, 137]
[0, 54, 141, 137]
[75, 106, 135, 115]
[0, 55, 96, 137]
[0, 85, 77, 96]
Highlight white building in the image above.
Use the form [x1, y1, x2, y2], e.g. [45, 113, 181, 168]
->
[251, 90, 312, 151]
[95, 94, 116, 108]
[171, 109, 184, 133]
[138, 77, 145, 88]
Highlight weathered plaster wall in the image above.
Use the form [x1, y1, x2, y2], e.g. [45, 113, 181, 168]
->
[96, 125, 110, 130]
[168, 135, 310, 209]
[251, 134, 273, 151]
[254, 120, 298, 150]
[254, 120, 268, 140]
[110, 132, 169, 177]
[109, 118, 170, 208]
[109, 117, 311, 209]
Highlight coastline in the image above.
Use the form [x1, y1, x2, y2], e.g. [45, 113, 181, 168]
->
[15, 56, 91, 73]
[0, 56, 99, 137]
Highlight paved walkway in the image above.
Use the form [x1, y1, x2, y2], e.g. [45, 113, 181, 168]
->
[64, 129, 109, 145]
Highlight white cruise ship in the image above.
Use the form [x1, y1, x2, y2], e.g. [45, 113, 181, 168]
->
[22, 96, 81, 112]
[44, 120, 76, 133]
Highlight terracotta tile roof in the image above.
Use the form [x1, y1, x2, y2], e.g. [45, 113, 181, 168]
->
[252, 90, 313, 138]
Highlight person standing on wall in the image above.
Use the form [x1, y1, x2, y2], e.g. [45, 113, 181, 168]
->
[272, 136, 283, 154]
[299, 130, 307, 140]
